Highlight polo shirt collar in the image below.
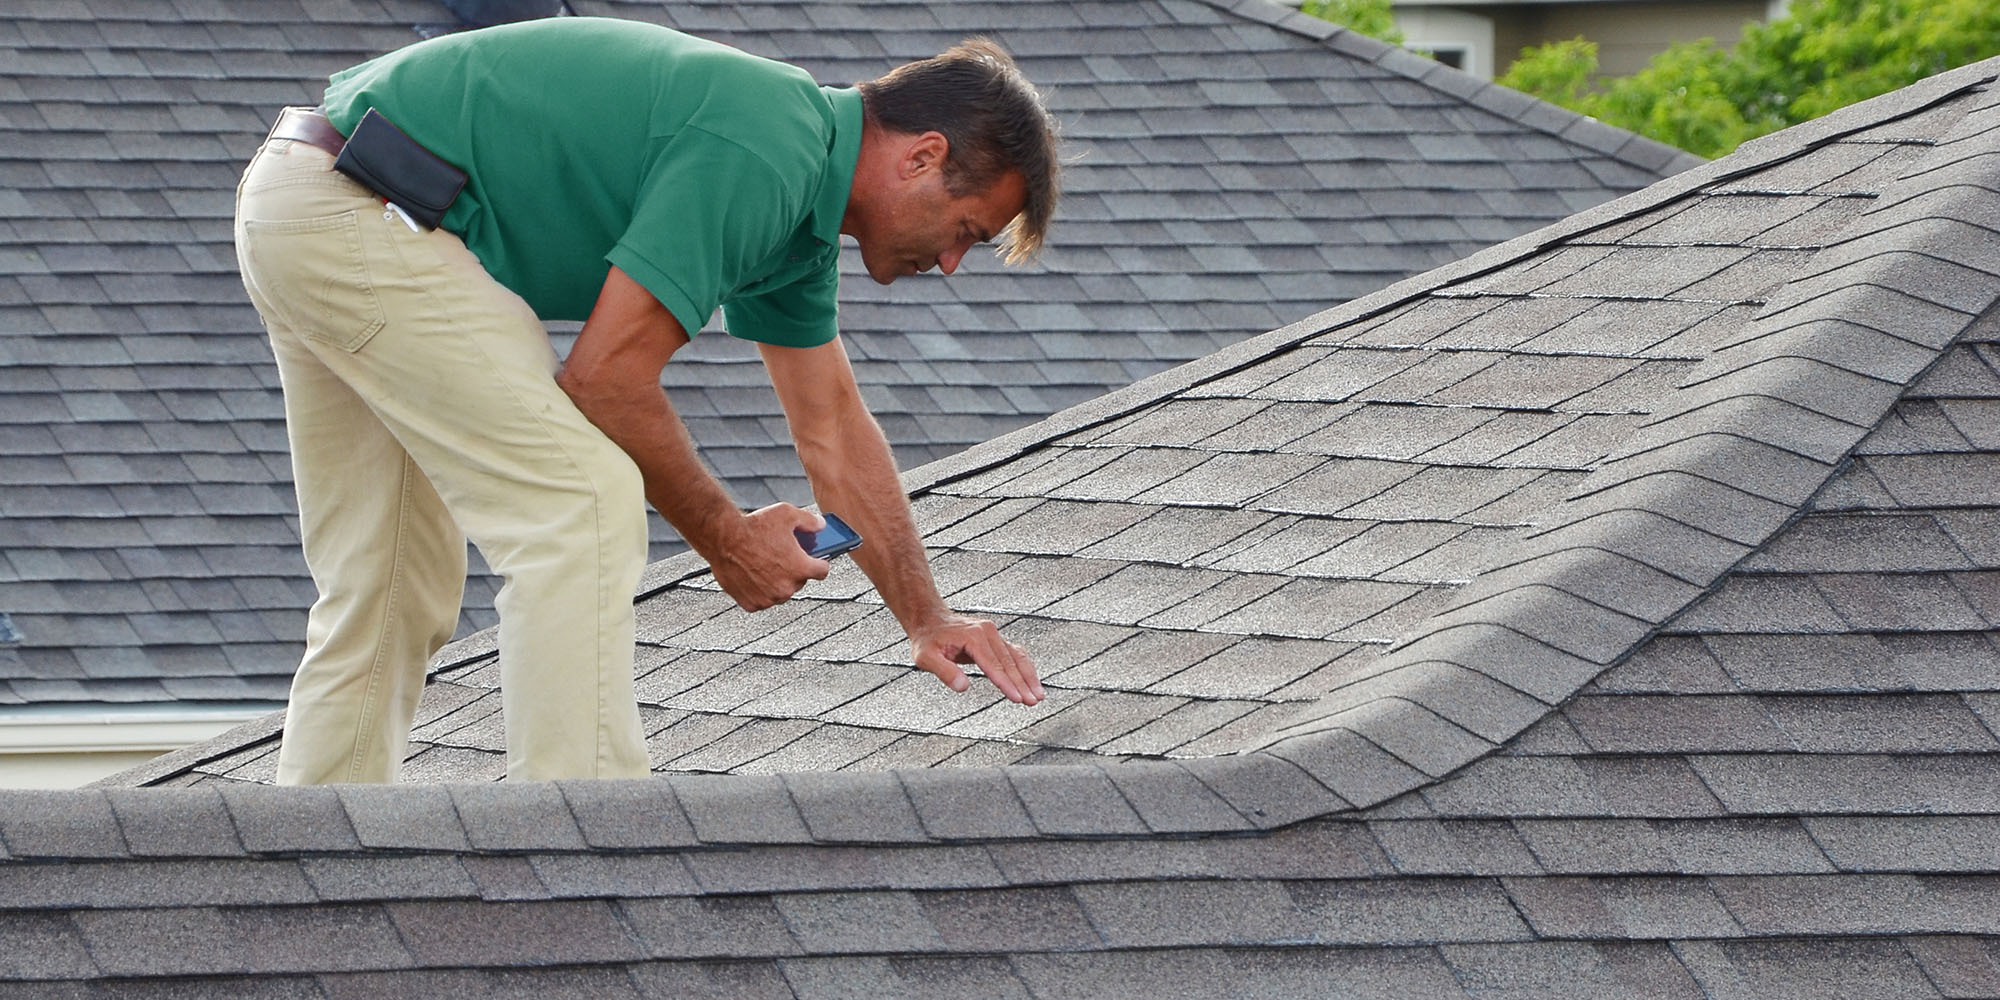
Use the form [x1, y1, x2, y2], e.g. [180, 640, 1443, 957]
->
[811, 86, 863, 247]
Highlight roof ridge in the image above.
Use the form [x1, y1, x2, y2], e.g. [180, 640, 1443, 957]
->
[1237, 71, 2000, 818]
[1185, 0, 1703, 176]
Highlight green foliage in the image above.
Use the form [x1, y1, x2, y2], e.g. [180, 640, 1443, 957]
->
[1496, 37, 1597, 107]
[1497, 0, 2000, 158]
[1301, 0, 1404, 46]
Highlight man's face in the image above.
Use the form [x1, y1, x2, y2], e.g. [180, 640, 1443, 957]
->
[855, 163, 1027, 285]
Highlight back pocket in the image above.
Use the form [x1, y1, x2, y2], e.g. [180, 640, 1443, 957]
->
[241, 211, 387, 353]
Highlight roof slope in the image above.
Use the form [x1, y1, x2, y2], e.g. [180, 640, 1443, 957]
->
[4, 55, 1989, 997]
[0, 0, 1696, 706]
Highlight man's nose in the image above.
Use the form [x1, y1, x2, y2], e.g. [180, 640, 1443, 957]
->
[938, 243, 968, 275]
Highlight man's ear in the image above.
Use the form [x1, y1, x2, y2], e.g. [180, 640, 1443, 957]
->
[900, 131, 950, 180]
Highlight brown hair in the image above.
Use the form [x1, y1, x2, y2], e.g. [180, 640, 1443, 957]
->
[857, 38, 1060, 263]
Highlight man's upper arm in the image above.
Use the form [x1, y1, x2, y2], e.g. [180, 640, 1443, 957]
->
[562, 265, 688, 395]
[722, 257, 840, 350]
[609, 134, 808, 342]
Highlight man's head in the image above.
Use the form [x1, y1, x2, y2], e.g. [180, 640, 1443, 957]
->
[845, 39, 1060, 284]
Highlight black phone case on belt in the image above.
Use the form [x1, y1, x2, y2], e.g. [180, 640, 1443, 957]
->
[332, 108, 468, 230]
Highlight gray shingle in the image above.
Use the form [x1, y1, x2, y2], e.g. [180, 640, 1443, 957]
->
[1287, 876, 1535, 945]
[1267, 726, 1429, 806]
[1502, 876, 1743, 938]
[627, 894, 814, 959]
[1103, 759, 1254, 833]
[69, 907, 243, 977]
[1669, 575, 1851, 634]
[219, 904, 417, 974]
[0, 910, 98, 979]
[1009, 764, 1149, 836]
[671, 774, 812, 845]
[0, 789, 127, 858]
[1904, 936, 2000, 1000]
[683, 841, 1001, 896]
[1690, 753, 2000, 814]
[624, 960, 796, 1000]
[530, 853, 697, 899]
[917, 885, 1103, 952]
[1513, 818, 1678, 874]
[1653, 818, 1835, 875]
[461, 856, 549, 901]
[1814, 572, 1989, 631]
[1369, 819, 1545, 876]
[1439, 941, 1707, 1000]
[1805, 816, 2000, 872]
[900, 767, 1038, 841]
[780, 955, 1035, 1000]
[1565, 694, 1789, 754]
[106, 786, 241, 857]
[1179, 752, 1351, 829]
[450, 783, 587, 852]
[386, 899, 644, 966]
[775, 890, 947, 954]
[1712, 874, 2000, 935]
[1071, 878, 1305, 947]
[1423, 755, 1727, 819]
[783, 770, 929, 843]
[301, 856, 477, 903]
[335, 785, 470, 853]
[559, 779, 699, 850]
[1706, 631, 2000, 692]
[324, 966, 646, 1000]
[1741, 512, 1973, 572]
[1011, 947, 1466, 1000]
[1761, 694, 1998, 753]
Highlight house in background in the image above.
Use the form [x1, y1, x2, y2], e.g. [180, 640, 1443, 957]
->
[1385, 0, 1790, 79]
[5, 53, 1993, 997]
[0, 0, 1697, 786]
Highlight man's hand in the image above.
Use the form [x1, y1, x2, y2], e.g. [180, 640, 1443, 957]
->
[911, 615, 1044, 705]
[710, 504, 831, 611]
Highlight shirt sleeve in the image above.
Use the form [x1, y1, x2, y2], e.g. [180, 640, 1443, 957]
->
[606, 128, 807, 338]
[721, 250, 841, 349]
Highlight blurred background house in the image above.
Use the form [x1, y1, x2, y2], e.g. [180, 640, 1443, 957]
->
[1372, 0, 1789, 79]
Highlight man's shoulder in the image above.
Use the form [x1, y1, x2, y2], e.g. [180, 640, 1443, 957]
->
[671, 57, 833, 181]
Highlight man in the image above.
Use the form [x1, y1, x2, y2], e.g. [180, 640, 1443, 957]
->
[232, 17, 1058, 783]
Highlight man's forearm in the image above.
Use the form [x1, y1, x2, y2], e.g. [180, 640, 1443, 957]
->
[760, 338, 1041, 702]
[555, 369, 740, 556]
[795, 402, 952, 631]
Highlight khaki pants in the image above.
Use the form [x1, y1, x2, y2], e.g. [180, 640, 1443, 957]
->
[233, 136, 650, 783]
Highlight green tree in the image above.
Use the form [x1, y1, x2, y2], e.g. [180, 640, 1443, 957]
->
[1497, 0, 2000, 157]
[1302, 0, 1403, 46]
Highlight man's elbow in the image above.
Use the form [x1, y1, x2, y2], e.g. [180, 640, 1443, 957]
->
[554, 362, 632, 422]
[554, 364, 591, 407]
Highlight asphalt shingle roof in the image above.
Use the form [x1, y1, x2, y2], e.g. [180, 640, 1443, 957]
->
[0, 0, 1698, 704]
[1, 52, 1991, 999]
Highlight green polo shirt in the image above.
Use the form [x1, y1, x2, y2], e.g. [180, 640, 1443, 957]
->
[320, 17, 859, 348]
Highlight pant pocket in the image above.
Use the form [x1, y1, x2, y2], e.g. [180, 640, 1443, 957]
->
[240, 211, 388, 353]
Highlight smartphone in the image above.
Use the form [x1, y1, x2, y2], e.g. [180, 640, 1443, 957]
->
[795, 513, 863, 559]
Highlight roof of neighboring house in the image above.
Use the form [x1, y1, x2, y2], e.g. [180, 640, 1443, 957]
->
[0, 0, 1697, 707]
[4, 53, 1992, 998]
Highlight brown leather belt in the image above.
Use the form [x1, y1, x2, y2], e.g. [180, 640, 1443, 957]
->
[267, 106, 346, 158]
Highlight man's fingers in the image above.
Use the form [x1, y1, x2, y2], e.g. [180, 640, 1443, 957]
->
[956, 625, 1041, 705]
[912, 618, 1042, 704]
[915, 648, 971, 693]
[775, 502, 825, 534]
